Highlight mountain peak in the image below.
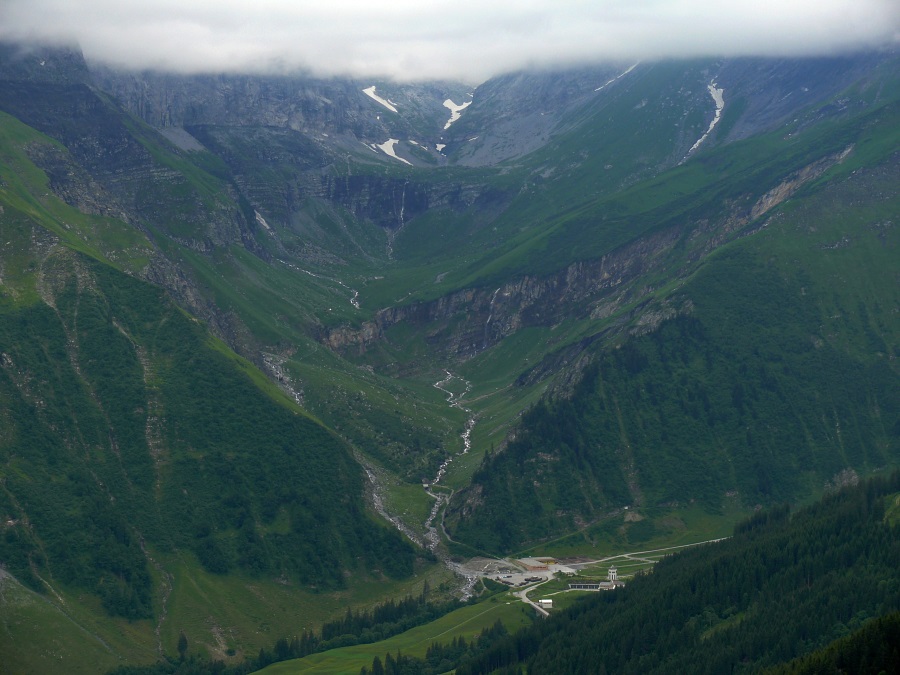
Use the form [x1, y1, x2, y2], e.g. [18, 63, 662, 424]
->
[0, 40, 90, 85]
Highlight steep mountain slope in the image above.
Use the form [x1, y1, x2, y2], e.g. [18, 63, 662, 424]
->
[0, 246, 414, 604]
[767, 611, 900, 675]
[0, 49, 420, 669]
[446, 79, 900, 552]
[0, 38, 898, 670]
[92, 67, 469, 159]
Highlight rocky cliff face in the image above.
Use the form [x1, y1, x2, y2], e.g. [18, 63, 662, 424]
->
[305, 172, 511, 231]
[0, 71, 254, 252]
[91, 67, 469, 148]
[324, 223, 685, 359]
[712, 54, 890, 143]
[324, 141, 857, 367]
[0, 41, 91, 85]
[94, 69, 381, 134]
[440, 64, 626, 166]
[181, 120, 512, 233]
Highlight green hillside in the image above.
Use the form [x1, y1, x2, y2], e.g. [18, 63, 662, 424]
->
[0, 200, 418, 668]
[446, 89, 900, 554]
[1, 44, 898, 672]
[455, 473, 900, 674]
[766, 611, 900, 675]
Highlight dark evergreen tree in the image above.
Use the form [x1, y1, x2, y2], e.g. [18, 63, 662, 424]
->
[177, 632, 188, 661]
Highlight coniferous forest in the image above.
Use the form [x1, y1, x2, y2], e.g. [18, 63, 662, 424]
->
[451, 474, 900, 674]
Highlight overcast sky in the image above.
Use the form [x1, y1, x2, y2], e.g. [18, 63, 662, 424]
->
[1, 0, 898, 82]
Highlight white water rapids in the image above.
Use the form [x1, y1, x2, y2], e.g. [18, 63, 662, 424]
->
[419, 370, 479, 597]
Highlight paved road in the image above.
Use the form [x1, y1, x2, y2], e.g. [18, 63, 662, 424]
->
[508, 537, 730, 616]
[571, 537, 730, 568]
[514, 578, 551, 618]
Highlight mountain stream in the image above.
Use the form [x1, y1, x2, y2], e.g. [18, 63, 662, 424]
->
[423, 370, 478, 598]
[278, 259, 360, 309]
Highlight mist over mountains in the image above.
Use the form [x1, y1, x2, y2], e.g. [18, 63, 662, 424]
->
[1, 0, 898, 80]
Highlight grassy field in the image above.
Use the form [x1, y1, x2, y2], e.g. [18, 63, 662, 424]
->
[157, 551, 457, 661]
[511, 500, 746, 562]
[0, 549, 456, 673]
[0, 573, 157, 675]
[259, 598, 534, 674]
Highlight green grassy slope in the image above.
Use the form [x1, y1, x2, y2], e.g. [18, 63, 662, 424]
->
[447, 117, 900, 552]
[1, 49, 898, 673]
[0, 187, 420, 668]
[259, 599, 532, 674]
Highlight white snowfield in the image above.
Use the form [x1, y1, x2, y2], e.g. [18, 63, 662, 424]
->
[436, 143, 446, 152]
[376, 138, 412, 165]
[442, 98, 471, 129]
[362, 86, 398, 113]
[595, 62, 639, 92]
[687, 80, 725, 156]
[254, 210, 272, 232]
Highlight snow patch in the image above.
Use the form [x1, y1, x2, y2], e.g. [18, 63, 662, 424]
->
[442, 98, 471, 130]
[595, 62, 639, 92]
[436, 143, 446, 152]
[685, 80, 725, 158]
[362, 86, 398, 113]
[254, 210, 272, 232]
[376, 138, 412, 165]
[159, 127, 205, 152]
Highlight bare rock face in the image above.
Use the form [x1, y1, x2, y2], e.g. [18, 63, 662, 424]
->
[0, 41, 91, 85]
[712, 55, 889, 143]
[0, 50, 259, 252]
[90, 67, 470, 148]
[324, 225, 683, 360]
[23, 141, 131, 221]
[440, 64, 626, 166]
[92, 69, 378, 135]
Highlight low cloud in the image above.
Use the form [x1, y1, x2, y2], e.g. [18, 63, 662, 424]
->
[1, 0, 898, 82]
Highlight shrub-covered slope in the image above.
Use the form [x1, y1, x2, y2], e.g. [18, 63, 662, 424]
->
[0, 241, 415, 617]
